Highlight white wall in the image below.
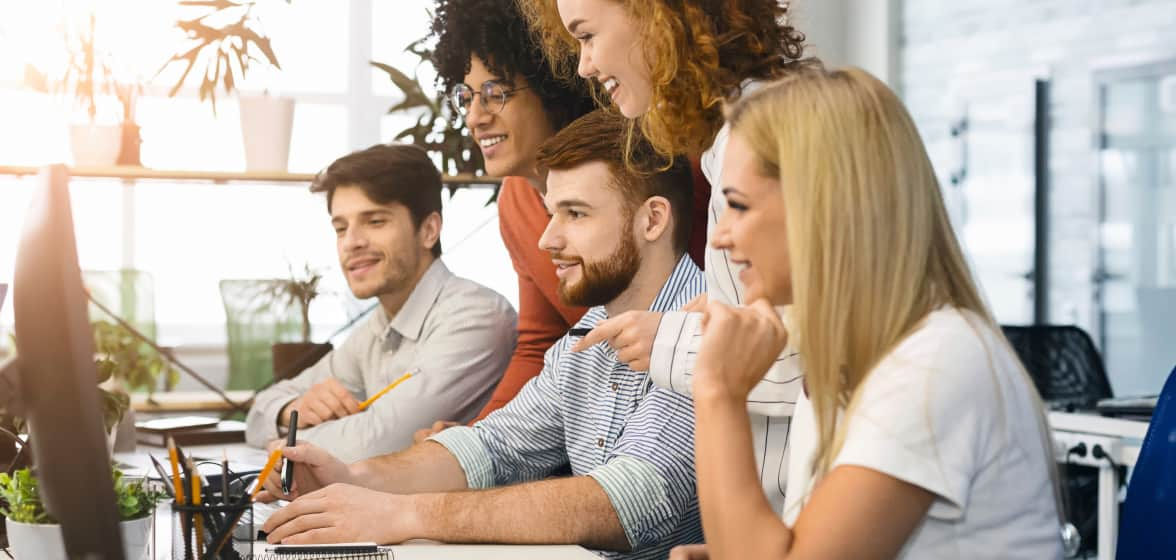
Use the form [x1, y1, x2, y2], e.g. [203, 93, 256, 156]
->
[789, 0, 901, 87]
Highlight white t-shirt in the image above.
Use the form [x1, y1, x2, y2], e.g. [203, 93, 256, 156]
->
[783, 307, 1063, 559]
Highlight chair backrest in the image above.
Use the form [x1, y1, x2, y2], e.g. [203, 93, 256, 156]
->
[218, 279, 302, 391]
[82, 269, 157, 340]
[1116, 364, 1176, 559]
[1001, 325, 1113, 411]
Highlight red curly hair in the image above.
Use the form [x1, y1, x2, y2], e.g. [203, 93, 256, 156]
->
[517, 0, 811, 159]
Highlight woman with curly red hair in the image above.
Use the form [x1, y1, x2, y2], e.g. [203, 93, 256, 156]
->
[519, 0, 817, 517]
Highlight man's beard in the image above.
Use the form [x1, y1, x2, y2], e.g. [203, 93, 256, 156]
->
[556, 228, 641, 308]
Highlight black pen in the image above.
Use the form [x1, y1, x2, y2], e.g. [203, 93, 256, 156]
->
[569, 327, 592, 337]
[282, 409, 298, 494]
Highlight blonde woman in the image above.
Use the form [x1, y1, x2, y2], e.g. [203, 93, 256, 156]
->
[676, 68, 1064, 559]
[519, 0, 816, 514]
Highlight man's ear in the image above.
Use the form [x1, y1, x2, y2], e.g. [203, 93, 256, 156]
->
[639, 196, 672, 244]
[419, 211, 442, 253]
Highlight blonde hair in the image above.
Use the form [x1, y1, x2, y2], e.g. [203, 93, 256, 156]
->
[727, 68, 1055, 482]
[516, 0, 809, 159]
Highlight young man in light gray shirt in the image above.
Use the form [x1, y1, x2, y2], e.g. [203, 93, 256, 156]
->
[246, 144, 517, 463]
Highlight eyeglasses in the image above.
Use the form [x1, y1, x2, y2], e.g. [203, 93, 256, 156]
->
[448, 81, 530, 117]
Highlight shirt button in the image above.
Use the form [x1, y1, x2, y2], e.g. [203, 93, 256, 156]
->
[596, 438, 605, 448]
[611, 382, 620, 392]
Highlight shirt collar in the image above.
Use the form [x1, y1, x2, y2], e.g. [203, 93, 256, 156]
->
[368, 259, 452, 342]
[646, 253, 702, 313]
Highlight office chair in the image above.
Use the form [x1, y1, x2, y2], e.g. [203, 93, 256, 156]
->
[1116, 364, 1176, 559]
[1001, 325, 1113, 411]
[218, 279, 302, 391]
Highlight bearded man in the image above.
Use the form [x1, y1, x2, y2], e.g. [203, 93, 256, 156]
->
[257, 110, 704, 559]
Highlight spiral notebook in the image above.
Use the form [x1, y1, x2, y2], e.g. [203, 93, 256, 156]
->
[249, 543, 394, 559]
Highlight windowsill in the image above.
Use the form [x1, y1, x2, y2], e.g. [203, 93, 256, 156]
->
[132, 389, 255, 414]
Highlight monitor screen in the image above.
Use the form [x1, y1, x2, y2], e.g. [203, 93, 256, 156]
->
[12, 165, 123, 557]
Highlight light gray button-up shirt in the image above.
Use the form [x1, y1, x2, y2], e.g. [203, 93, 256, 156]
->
[246, 259, 517, 463]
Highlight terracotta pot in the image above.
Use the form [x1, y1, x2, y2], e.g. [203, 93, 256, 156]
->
[271, 342, 332, 382]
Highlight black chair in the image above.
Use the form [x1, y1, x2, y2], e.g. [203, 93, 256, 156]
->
[1003, 324, 1116, 558]
[1001, 325, 1113, 412]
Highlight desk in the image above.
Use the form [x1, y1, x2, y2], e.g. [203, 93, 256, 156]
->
[1050, 411, 1150, 560]
[115, 444, 599, 559]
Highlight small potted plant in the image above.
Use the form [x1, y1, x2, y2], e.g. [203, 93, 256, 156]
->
[158, 0, 293, 171]
[0, 466, 165, 560]
[265, 264, 332, 382]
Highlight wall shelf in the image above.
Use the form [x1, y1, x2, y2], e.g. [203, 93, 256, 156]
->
[0, 165, 501, 186]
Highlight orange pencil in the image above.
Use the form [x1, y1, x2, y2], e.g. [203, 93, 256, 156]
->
[166, 436, 185, 503]
[358, 369, 417, 411]
[252, 448, 284, 501]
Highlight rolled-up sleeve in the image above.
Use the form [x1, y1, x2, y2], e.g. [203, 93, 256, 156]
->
[589, 387, 699, 550]
[431, 344, 568, 486]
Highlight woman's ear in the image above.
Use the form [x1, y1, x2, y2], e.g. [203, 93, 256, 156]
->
[640, 196, 673, 243]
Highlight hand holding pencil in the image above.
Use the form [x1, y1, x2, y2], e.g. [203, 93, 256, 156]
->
[254, 441, 356, 503]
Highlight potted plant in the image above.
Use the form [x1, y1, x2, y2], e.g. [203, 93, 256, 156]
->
[3, 321, 180, 455]
[158, 0, 293, 171]
[22, 13, 128, 167]
[265, 264, 332, 383]
[0, 466, 165, 560]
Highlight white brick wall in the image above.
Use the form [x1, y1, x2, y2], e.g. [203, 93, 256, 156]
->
[900, 0, 1176, 345]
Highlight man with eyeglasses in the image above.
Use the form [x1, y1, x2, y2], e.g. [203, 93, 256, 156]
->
[408, 0, 596, 444]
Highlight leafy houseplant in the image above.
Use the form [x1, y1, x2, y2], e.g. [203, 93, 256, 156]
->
[158, 0, 286, 116]
[23, 13, 139, 166]
[159, 0, 295, 170]
[372, 35, 486, 182]
[0, 467, 166, 559]
[93, 320, 181, 400]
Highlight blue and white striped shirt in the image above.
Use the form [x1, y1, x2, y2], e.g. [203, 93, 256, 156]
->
[431, 254, 705, 559]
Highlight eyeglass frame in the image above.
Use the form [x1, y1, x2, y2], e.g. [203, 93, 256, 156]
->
[448, 80, 531, 117]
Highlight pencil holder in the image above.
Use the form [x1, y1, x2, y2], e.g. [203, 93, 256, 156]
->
[172, 500, 254, 560]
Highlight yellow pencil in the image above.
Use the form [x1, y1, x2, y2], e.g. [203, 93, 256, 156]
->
[357, 370, 417, 411]
[189, 458, 205, 555]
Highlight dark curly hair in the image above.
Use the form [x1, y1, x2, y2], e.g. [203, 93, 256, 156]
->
[430, 0, 594, 132]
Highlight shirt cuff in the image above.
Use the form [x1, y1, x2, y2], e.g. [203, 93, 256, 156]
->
[428, 426, 496, 489]
[649, 311, 701, 394]
[587, 456, 671, 550]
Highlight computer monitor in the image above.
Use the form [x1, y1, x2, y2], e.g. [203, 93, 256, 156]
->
[10, 165, 123, 557]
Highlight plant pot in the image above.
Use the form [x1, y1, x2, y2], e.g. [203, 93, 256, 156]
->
[4, 514, 152, 560]
[239, 94, 295, 172]
[116, 121, 142, 166]
[69, 123, 123, 167]
[271, 342, 332, 382]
